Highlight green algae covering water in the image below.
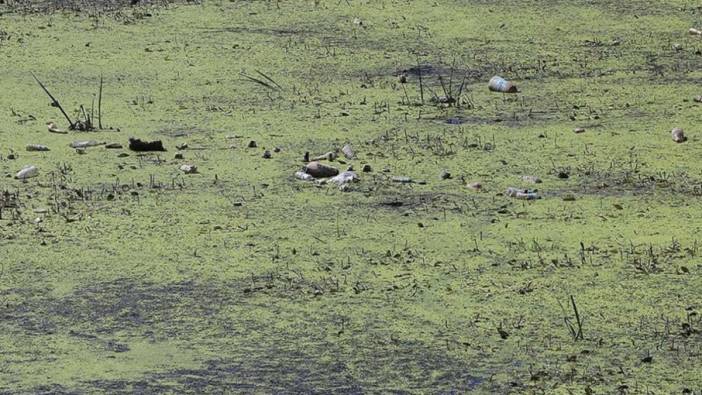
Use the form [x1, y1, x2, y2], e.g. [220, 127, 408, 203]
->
[0, 0, 701, 392]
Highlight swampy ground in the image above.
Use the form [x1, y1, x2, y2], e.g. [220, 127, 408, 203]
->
[1, 0, 702, 393]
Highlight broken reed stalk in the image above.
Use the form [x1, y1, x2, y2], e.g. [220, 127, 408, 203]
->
[559, 295, 584, 341]
[98, 73, 103, 129]
[31, 72, 74, 128]
[416, 58, 424, 104]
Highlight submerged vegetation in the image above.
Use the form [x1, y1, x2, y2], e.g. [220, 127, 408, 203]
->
[0, 0, 701, 392]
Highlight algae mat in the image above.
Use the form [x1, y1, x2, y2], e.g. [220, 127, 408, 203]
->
[0, 0, 701, 393]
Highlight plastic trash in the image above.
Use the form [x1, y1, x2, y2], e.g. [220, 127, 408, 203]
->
[341, 144, 355, 159]
[15, 165, 38, 180]
[488, 76, 518, 93]
[689, 28, 702, 35]
[392, 176, 413, 183]
[329, 171, 359, 186]
[47, 121, 66, 134]
[311, 151, 337, 161]
[295, 171, 315, 181]
[70, 140, 103, 149]
[26, 144, 50, 152]
[506, 187, 540, 200]
[521, 175, 542, 184]
[179, 164, 198, 174]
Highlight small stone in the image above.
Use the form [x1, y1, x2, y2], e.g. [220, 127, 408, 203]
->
[673, 43, 683, 51]
[273, 147, 281, 153]
[399, 74, 407, 84]
[75, 148, 86, 155]
[7, 153, 17, 160]
[248, 140, 257, 148]
[174, 152, 184, 159]
[26, 144, 50, 152]
[105, 143, 123, 149]
[672, 127, 686, 143]
[303, 152, 310, 162]
[295, 171, 315, 181]
[262, 150, 272, 159]
[117, 153, 129, 158]
[176, 142, 188, 150]
[180, 164, 198, 174]
[694, 96, 702, 103]
[304, 161, 339, 178]
[346, 165, 354, 171]
[562, 194, 576, 201]
[557, 171, 569, 179]
[440, 170, 452, 180]
[362, 164, 372, 173]
[573, 127, 585, 134]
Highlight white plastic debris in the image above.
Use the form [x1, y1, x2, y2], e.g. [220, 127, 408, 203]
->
[506, 187, 540, 200]
[15, 165, 38, 180]
[295, 171, 315, 181]
[329, 171, 359, 186]
[70, 140, 103, 149]
[179, 164, 198, 174]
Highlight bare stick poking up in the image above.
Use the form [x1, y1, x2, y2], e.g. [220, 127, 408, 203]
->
[98, 73, 103, 129]
[31, 72, 74, 128]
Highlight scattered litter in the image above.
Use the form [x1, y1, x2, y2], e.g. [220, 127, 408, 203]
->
[46, 121, 66, 134]
[70, 140, 103, 149]
[304, 161, 339, 178]
[672, 127, 686, 143]
[467, 182, 482, 190]
[574, 127, 585, 134]
[689, 28, 702, 35]
[488, 76, 518, 93]
[105, 143, 123, 149]
[521, 175, 542, 184]
[341, 144, 355, 159]
[15, 165, 38, 180]
[295, 171, 315, 181]
[26, 144, 49, 152]
[392, 176, 413, 183]
[329, 171, 359, 186]
[312, 151, 337, 161]
[179, 164, 198, 174]
[506, 187, 540, 200]
[129, 138, 166, 152]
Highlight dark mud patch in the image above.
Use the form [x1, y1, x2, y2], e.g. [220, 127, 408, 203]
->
[0, 0, 184, 13]
[5, 279, 488, 393]
[82, 336, 484, 394]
